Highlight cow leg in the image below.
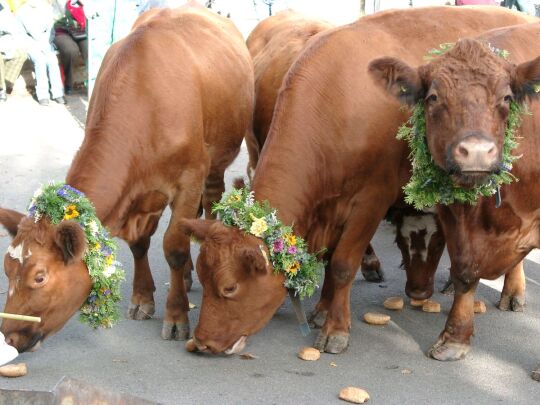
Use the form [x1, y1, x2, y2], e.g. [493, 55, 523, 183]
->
[314, 201, 387, 354]
[360, 243, 384, 282]
[429, 277, 478, 361]
[161, 189, 202, 341]
[127, 236, 156, 320]
[498, 261, 526, 312]
[202, 151, 238, 219]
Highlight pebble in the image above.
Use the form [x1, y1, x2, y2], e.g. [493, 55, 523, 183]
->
[532, 369, 540, 382]
[363, 312, 390, 325]
[383, 297, 404, 310]
[0, 363, 27, 378]
[298, 347, 320, 361]
[422, 300, 441, 313]
[474, 300, 487, 314]
[339, 386, 370, 403]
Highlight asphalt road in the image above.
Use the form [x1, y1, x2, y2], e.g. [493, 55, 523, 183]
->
[0, 86, 539, 404]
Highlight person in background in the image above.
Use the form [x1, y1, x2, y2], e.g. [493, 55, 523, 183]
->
[53, 0, 86, 95]
[16, 0, 65, 105]
[0, 0, 28, 102]
[501, 0, 537, 16]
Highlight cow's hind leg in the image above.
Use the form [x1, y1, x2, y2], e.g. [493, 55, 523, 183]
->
[161, 188, 202, 341]
[498, 261, 526, 312]
[127, 236, 156, 320]
[429, 276, 478, 361]
[360, 243, 384, 282]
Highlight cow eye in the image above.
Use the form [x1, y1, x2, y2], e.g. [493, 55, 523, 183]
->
[222, 283, 238, 298]
[426, 93, 438, 103]
[503, 94, 513, 103]
[33, 271, 48, 288]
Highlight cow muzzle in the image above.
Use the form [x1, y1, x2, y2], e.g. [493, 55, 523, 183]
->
[192, 334, 247, 355]
[448, 134, 500, 185]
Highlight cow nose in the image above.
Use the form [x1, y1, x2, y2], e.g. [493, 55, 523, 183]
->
[453, 136, 498, 171]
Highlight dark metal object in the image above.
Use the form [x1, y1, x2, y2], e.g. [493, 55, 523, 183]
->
[288, 289, 311, 337]
[0, 376, 159, 405]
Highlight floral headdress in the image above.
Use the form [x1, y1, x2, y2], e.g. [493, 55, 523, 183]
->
[397, 43, 525, 210]
[28, 182, 124, 328]
[212, 187, 324, 298]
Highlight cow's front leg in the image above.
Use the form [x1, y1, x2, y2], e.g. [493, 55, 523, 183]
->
[429, 277, 478, 361]
[360, 243, 384, 282]
[498, 261, 526, 312]
[161, 189, 202, 341]
[127, 236, 156, 320]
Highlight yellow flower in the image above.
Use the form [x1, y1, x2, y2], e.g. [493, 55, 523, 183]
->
[94, 242, 101, 250]
[64, 204, 79, 220]
[249, 214, 268, 237]
[284, 233, 296, 246]
[286, 261, 300, 274]
[227, 194, 241, 203]
[106, 255, 114, 266]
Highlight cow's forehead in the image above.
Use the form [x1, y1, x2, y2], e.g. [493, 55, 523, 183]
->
[6, 241, 33, 266]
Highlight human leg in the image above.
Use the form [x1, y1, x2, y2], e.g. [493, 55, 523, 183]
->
[54, 33, 79, 90]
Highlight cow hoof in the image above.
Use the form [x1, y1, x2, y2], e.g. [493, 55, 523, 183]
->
[361, 261, 384, 283]
[428, 340, 470, 361]
[308, 309, 327, 329]
[161, 321, 190, 341]
[498, 293, 525, 312]
[184, 270, 193, 293]
[313, 331, 349, 354]
[325, 334, 349, 354]
[440, 276, 455, 295]
[127, 302, 155, 320]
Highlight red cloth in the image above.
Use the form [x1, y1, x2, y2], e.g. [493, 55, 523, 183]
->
[66, 1, 86, 30]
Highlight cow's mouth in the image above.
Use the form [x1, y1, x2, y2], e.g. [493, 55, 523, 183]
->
[451, 170, 494, 187]
[224, 335, 247, 355]
[18, 332, 44, 353]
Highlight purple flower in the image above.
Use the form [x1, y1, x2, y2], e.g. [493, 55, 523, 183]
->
[273, 239, 284, 253]
[28, 205, 36, 217]
[65, 184, 85, 196]
[288, 246, 297, 255]
[103, 289, 111, 296]
[57, 185, 85, 199]
[88, 294, 97, 303]
[101, 246, 113, 256]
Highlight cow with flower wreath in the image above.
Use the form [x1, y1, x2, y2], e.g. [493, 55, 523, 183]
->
[179, 6, 533, 355]
[0, 4, 254, 352]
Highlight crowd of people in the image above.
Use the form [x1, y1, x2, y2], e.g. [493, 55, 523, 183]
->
[0, 0, 86, 106]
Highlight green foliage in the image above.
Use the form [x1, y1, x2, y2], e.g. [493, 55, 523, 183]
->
[212, 187, 324, 298]
[397, 101, 523, 210]
[28, 183, 124, 328]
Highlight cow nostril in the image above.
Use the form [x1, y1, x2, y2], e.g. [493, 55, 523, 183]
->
[5, 336, 15, 347]
[487, 145, 496, 157]
[457, 145, 469, 158]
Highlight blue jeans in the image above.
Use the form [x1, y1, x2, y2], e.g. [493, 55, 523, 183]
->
[26, 44, 64, 101]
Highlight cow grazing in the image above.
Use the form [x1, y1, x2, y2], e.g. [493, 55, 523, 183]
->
[369, 22, 540, 361]
[179, 6, 531, 355]
[0, 4, 254, 352]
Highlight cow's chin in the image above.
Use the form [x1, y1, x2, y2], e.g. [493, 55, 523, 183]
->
[451, 171, 493, 188]
[224, 335, 247, 355]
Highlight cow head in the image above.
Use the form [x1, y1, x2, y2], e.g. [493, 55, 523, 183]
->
[0, 208, 92, 352]
[181, 219, 287, 354]
[369, 39, 540, 187]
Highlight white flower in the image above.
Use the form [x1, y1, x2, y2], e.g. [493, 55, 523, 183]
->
[32, 186, 43, 199]
[88, 220, 99, 236]
[103, 265, 116, 278]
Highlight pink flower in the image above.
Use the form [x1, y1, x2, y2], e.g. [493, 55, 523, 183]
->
[288, 246, 297, 254]
[273, 239, 284, 253]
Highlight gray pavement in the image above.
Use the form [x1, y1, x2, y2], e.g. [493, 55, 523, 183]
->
[0, 86, 539, 404]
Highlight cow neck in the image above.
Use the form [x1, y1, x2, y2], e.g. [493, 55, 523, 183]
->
[65, 138, 132, 233]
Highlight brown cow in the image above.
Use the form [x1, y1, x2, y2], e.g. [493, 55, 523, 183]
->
[369, 22, 540, 361]
[0, 4, 254, 352]
[180, 6, 531, 355]
[246, 11, 386, 283]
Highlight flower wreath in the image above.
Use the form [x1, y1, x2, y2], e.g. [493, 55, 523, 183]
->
[212, 187, 324, 298]
[397, 43, 525, 210]
[28, 182, 124, 328]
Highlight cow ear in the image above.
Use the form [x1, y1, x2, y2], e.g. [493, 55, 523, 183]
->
[55, 221, 87, 265]
[179, 219, 216, 242]
[240, 245, 269, 276]
[0, 208, 25, 238]
[368, 57, 424, 105]
[513, 55, 540, 103]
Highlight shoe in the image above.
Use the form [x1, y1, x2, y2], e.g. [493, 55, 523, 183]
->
[53, 96, 66, 104]
[0, 90, 6, 102]
[38, 99, 49, 106]
[64, 86, 72, 95]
